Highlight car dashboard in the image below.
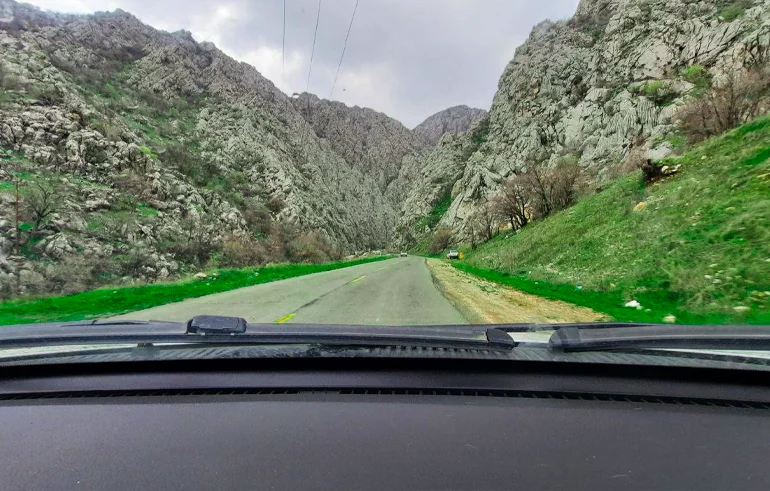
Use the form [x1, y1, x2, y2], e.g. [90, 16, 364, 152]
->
[2, 356, 770, 490]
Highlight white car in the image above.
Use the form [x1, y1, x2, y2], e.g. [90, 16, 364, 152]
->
[400, 252, 408, 257]
[447, 250, 460, 259]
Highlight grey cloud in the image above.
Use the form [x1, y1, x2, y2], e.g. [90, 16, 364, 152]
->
[30, 0, 581, 126]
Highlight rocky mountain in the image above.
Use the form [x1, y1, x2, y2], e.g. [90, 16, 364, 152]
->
[291, 93, 423, 197]
[0, 0, 395, 296]
[396, 0, 770, 243]
[413, 105, 487, 147]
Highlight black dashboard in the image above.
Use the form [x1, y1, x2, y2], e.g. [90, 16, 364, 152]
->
[2, 357, 770, 490]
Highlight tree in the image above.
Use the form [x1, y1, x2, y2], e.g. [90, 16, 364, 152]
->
[491, 177, 529, 231]
[24, 179, 62, 233]
[678, 67, 770, 143]
[469, 201, 496, 243]
[429, 228, 453, 254]
[519, 157, 582, 220]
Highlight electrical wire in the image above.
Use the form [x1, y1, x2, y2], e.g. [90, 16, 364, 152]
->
[330, 0, 359, 99]
[282, 0, 286, 92]
[305, 0, 322, 93]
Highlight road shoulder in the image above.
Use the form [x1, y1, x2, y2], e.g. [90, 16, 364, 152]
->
[426, 259, 607, 324]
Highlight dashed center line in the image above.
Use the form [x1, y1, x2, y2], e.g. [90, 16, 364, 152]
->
[350, 275, 366, 283]
[274, 313, 295, 324]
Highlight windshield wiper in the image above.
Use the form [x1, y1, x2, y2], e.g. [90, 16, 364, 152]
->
[549, 324, 770, 352]
[0, 315, 515, 351]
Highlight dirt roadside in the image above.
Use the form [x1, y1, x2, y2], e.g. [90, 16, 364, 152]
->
[426, 259, 607, 324]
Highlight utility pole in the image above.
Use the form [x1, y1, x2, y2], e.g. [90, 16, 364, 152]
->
[13, 162, 20, 256]
[13, 160, 21, 296]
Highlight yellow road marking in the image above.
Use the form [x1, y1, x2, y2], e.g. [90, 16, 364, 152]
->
[350, 275, 366, 283]
[274, 313, 295, 324]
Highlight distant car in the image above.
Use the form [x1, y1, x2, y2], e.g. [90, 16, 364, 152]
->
[447, 250, 460, 260]
[400, 252, 408, 257]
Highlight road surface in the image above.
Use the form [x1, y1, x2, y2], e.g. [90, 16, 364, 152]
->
[112, 256, 467, 325]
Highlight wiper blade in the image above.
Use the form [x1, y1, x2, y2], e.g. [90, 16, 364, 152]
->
[0, 316, 515, 351]
[549, 324, 770, 352]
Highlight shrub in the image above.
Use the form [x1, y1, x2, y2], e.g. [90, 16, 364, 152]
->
[638, 80, 677, 106]
[220, 236, 268, 267]
[46, 256, 115, 295]
[163, 143, 218, 185]
[681, 65, 712, 94]
[157, 215, 217, 266]
[287, 230, 339, 264]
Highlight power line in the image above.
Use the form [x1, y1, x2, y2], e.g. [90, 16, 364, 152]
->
[306, 0, 322, 93]
[281, 0, 286, 92]
[330, 0, 359, 99]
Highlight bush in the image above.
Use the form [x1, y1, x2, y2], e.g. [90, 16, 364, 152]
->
[219, 236, 268, 267]
[287, 230, 339, 264]
[163, 143, 218, 185]
[678, 67, 770, 143]
[638, 80, 677, 106]
[46, 256, 115, 295]
[681, 65, 711, 94]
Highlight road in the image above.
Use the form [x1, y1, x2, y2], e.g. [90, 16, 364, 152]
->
[112, 256, 468, 325]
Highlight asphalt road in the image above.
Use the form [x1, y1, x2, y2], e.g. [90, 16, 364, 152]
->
[112, 256, 468, 325]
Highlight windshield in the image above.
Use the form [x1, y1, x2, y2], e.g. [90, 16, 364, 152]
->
[0, 0, 768, 368]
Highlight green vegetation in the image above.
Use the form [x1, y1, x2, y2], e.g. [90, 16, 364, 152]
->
[462, 115, 770, 324]
[681, 65, 711, 93]
[718, 1, 752, 21]
[419, 193, 452, 230]
[0, 256, 391, 325]
[638, 80, 677, 106]
[137, 203, 159, 217]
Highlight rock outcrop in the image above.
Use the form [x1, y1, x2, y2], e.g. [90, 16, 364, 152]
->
[413, 105, 487, 147]
[291, 92, 423, 196]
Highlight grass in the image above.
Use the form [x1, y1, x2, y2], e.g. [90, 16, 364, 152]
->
[419, 193, 452, 230]
[137, 203, 159, 217]
[463, 115, 770, 324]
[0, 256, 391, 325]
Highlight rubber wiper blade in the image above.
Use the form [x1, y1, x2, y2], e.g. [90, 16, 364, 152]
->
[0, 316, 515, 351]
[549, 324, 770, 352]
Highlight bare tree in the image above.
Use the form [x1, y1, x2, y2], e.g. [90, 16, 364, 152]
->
[519, 157, 582, 219]
[491, 176, 529, 231]
[24, 180, 62, 233]
[679, 67, 770, 143]
[470, 201, 497, 243]
[429, 228, 453, 254]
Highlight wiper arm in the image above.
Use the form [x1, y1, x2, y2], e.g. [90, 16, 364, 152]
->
[549, 324, 770, 352]
[0, 316, 515, 351]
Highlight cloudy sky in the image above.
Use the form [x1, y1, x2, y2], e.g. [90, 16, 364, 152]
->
[24, 0, 580, 127]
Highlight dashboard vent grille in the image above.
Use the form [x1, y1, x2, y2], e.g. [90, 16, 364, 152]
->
[2, 388, 770, 410]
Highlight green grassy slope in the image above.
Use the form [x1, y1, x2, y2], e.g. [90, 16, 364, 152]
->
[464, 117, 770, 324]
[0, 257, 389, 326]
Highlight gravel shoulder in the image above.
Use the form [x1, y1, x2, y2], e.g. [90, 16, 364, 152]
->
[427, 259, 606, 324]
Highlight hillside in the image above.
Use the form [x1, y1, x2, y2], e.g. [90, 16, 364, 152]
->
[463, 116, 770, 324]
[396, 0, 770, 243]
[291, 92, 423, 199]
[413, 105, 487, 147]
[0, 0, 398, 297]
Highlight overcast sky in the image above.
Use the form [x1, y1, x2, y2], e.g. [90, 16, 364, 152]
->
[24, 0, 580, 127]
